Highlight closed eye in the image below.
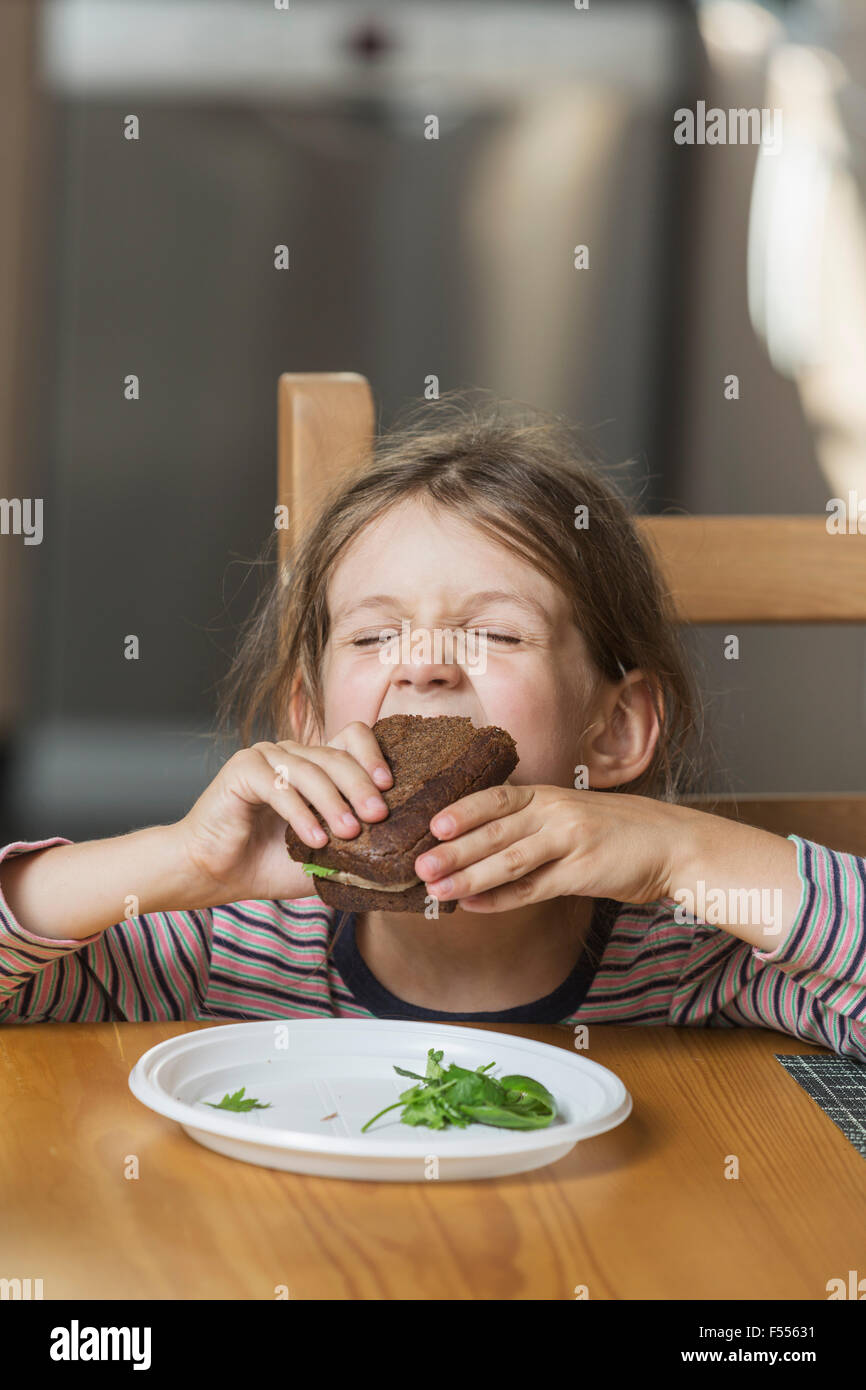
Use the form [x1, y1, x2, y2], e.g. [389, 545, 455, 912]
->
[351, 630, 521, 646]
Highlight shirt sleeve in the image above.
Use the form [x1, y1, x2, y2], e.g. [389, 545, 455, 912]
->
[668, 834, 866, 1061]
[0, 838, 101, 1010]
[0, 838, 214, 1022]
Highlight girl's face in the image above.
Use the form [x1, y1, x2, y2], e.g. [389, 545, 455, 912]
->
[320, 497, 600, 788]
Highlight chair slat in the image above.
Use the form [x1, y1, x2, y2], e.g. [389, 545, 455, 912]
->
[686, 795, 866, 857]
[637, 516, 866, 623]
[277, 373, 374, 567]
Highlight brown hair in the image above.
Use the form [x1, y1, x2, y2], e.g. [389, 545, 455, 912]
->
[213, 388, 716, 804]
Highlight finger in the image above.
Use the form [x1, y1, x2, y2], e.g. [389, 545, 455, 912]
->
[229, 748, 330, 850]
[424, 827, 556, 904]
[278, 787, 332, 850]
[327, 721, 393, 790]
[415, 806, 534, 882]
[457, 861, 566, 913]
[255, 743, 375, 840]
[271, 741, 389, 829]
[430, 783, 534, 838]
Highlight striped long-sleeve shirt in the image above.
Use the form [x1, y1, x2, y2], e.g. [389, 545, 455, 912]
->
[0, 834, 864, 1059]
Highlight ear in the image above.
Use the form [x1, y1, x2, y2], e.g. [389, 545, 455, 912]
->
[287, 672, 318, 745]
[582, 669, 661, 788]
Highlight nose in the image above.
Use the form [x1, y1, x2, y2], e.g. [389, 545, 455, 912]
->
[390, 656, 463, 691]
[381, 622, 473, 692]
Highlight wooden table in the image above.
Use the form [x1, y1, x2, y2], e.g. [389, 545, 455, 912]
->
[1, 1020, 861, 1300]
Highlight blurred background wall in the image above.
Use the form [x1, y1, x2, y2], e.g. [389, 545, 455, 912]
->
[0, 0, 864, 843]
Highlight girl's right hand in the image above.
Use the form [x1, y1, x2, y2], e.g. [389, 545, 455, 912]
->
[175, 723, 394, 907]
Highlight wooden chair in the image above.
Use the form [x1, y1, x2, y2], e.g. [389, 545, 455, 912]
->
[277, 372, 866, 856]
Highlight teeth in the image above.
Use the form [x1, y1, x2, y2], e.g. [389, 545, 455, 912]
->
[330, 871, 421, 891]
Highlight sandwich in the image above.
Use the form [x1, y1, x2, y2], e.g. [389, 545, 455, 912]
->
[284, 714, 519, 914]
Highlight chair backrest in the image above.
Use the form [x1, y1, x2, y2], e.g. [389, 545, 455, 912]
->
[277, 371, 866, 853]
[277, 372, 375, 562]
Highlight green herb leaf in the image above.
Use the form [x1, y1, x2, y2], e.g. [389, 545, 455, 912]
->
[498, 1073, 557, 1116]
[458, 1104, 554, 1130]
[302, 862, 336, 878]
[202, 1086, 271, 1112]
[392, 1064, 431, 1082]
[361, 1048, 557, 1133]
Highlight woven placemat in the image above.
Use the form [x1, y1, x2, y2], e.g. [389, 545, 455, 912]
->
[776, 1054, 866, 1158]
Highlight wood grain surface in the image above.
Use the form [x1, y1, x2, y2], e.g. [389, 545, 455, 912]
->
[1, 1020, 861, 1301]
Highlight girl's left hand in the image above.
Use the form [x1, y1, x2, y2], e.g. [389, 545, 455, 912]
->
[413, 784, 694, 910]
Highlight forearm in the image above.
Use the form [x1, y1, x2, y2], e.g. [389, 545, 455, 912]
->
[0, 824, 202, 942]
[666, 808, 803, 951]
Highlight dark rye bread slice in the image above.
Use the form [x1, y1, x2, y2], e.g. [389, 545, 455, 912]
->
[284, 714, 519, 915]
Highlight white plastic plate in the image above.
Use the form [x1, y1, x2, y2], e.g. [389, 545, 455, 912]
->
[128, 1019, 632, 1182]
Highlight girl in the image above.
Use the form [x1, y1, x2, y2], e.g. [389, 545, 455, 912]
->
[0, 392, 863, 1058]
